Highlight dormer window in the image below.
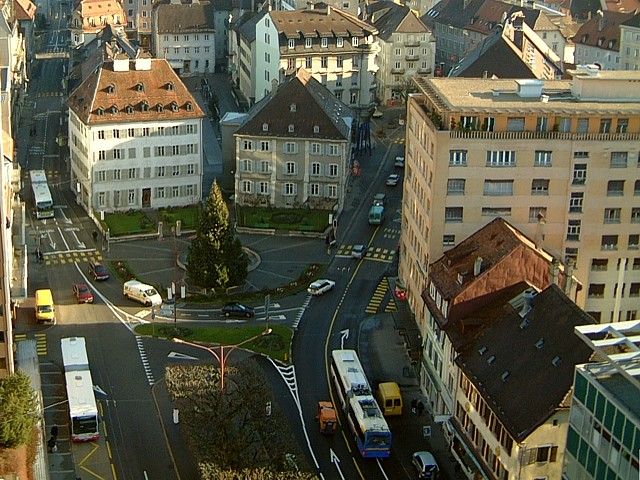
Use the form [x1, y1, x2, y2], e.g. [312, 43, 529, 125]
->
[290, 103, 296, 112]
[141, 101, 149, 112]
[352, 36, 359, 47]
[96, 107, 104, 116]
[166, 82, 174, 91]
[288, 124, 294, 133]
[106, 84, 115, 94]
[598, 37, 604, 47]
[110, 105, 118, 114]
[126, 104, 133, 114]
[313, 125, 319, 133]
[185, 102, 193, 111]
[170, 102, 178, 112]
[262, 123, 268, 131]
[157, 103, 164, 112]
[136, 82, 144, 92]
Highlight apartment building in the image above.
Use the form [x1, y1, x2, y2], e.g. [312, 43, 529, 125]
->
[123, 0, 152, 48]
[573, 10, 634, 70]
[565, 321, 640, 480]
[67, 49, 205, 214]
[230, 3, 379, 111]
[399, 69, 640, 344]
[365, 0, 435, 103]
[234, 68, 353, 213]
[151, 0, 216, 75]
[620, 13, 640, 70]
[70, 0, 126, 47]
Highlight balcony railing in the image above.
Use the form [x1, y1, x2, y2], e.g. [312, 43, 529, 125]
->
[418, 68, 432, 74]
[449, 130, 640, 141]
[404, 40, 420, 47]
[391, 67, 405, 74]
[406, 54, 419, 61]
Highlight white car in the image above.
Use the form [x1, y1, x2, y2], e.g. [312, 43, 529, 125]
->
[308, 279, 336, 296]
[386, 174, 400, 186]
[412, 451, 439, 479]
[394, 156, 405, 168]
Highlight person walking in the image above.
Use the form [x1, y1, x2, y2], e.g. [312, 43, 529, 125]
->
[417, 400, 425, 417]
[411, 398, 418, 414]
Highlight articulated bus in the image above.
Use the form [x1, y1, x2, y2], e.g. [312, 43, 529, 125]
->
[61, 337, 99, 442]
[29, 170, 54, 219]
[330, 349, 392, 458]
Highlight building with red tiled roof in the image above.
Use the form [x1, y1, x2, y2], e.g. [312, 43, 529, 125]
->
[67, 46, 205, 213]
[233, 68, 353, 212]
[70, 0, 126, 47]
[573, 10, 634, 69]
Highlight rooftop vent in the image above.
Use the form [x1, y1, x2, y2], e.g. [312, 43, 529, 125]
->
[457, 273, 464, 285]
[519, 318, 529, 329]
[501, 371, 510, 382]
[487, 355, 496, 365]
[516, 79, 543, 98]
[552, 356, 561, 367]
[473, 256, 483, 276]
[478, 346, 488, 356]
[535, 338, 544, 350]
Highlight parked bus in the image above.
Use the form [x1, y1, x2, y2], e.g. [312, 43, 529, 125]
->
[330, 349, 392, 458]
[29, 170, 54, 219]
[61, 337, 99, 442]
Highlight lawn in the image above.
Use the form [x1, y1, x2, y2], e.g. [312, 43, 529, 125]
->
[102, 211, 155, 236]
[134, 323, 293, 362]
[237, 206, 331, 232]
[159, 206, 201, 230]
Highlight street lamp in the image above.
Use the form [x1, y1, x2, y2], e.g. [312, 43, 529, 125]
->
[173, 328, 272, 392]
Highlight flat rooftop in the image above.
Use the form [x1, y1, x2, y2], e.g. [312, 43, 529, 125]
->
[581, 364, 640, 423]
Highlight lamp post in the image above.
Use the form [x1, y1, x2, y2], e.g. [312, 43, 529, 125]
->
[173, 328, 272, 391]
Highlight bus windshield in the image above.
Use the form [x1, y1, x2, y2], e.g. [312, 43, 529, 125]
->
[144, 288, 158, 296]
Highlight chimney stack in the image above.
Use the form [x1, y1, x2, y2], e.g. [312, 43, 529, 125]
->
[597, 10, 604, 32]
[550, 258, 560, 286]
[564, 258, 575, 297]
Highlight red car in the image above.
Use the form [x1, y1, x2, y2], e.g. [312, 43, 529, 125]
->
[73, 283, 94, 304]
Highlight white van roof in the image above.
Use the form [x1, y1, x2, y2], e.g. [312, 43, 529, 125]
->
[124, 280, 146, 288]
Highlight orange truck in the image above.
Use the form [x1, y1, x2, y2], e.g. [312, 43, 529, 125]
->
[317, 401, 337, 434]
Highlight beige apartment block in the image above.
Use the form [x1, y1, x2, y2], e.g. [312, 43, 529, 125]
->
[399, 68, 640, 337]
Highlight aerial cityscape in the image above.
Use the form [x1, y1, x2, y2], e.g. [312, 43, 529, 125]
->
[0, 0, 638, 478]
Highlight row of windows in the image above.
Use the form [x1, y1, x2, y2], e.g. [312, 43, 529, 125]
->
[96, 184, 197, 207]
[95, 124, 197, 140]
[287, 36, 360, 50]
[241, 140, 342, 156]
[449, 150, 639, 168]
[588, 282, 640, 298]
[590, 258, 640, 271]
[97, 144, 197, 161]
[95, 164, 197, 182]
[452, 115, 633, 134]
[162, 34, 210, 42]
[239, 160, 340, 176]
[286, 54, 361, 70]
[162, 46, 210, 55]
[240, 181, 338, 198]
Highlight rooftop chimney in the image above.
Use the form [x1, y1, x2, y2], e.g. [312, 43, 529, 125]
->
[550, 258, 560, 287]
[564, 257, 575, 297]
[473, 256, 483, 276]
[597, 10, 604, 32]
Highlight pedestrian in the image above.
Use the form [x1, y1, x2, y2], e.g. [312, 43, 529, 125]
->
[411, 398, 417, 414]
[47, 436, 57, 453]
[50, 425, 58, 438]
[417, 400, 425, 417]
[92, 230, 98, 243]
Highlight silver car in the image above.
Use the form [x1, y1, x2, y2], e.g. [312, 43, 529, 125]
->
[412, 451, 439, 479]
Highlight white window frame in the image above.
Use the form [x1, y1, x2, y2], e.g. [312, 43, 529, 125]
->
[241, 180, 252, 193]
[284, 183, 296, 196]
[285, 161, 296, 175]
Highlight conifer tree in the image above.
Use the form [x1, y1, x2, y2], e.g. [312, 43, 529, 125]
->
[0, 372, 38, 448]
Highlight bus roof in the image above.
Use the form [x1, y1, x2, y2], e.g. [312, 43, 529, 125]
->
[65, 370, 98, 417]
[349, 395, 390, 433]
[61, 337, 90, 371]
[29, 170, 48, 184]
[332, 349, 371, 397]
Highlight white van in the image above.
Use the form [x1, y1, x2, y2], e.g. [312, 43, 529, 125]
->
[123, 280, 162, 307]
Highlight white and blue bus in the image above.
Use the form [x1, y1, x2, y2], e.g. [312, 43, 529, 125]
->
[29, 169, 54, 219]
[61, 337, 99, 442]
[331, 349, 392, 458]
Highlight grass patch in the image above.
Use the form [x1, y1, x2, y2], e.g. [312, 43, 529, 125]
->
[134, 323, 292, 362]
[159, 206, 201, 230]
[102, 210, 155, 236]
[237, 206, 330, 232]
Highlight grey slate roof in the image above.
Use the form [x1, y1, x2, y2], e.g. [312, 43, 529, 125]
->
[367, 0, 429, 40]
[235, 10, 265, 43]
[455, 284, 594, 442]
[236, 68, 353, 139]
[154, 1, 216, 33]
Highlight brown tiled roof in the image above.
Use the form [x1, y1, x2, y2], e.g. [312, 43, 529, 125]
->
[68, 59, 205, 125]
[456, 284, 594, 442]
[79, 0, 125, 18]
[368, 1, 429, 40]
[235, 68, 353, 139]
[573, 11, 634, 51]
[270, 5, 376, 39]
[153, 1, 215, 33]
[15, 0, 37, 21]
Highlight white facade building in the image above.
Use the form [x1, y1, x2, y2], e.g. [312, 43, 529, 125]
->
[67, 53, 205, 213]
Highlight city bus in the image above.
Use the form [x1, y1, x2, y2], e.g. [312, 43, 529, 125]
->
[29, 170, 54, 219]
[61, 337, 99, 442]
[330, 349, 392, 458]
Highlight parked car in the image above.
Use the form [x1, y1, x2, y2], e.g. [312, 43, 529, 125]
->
[221, 302, 255, 318]
[73, 283, 94, 304]
[412, 451, 439, 479]
[88, 261, 110, 281]
[394, 156, 405, 168]
[386, 174, 400, 186]
[308, 279, 336, 296]
[352, 244, 367, 259]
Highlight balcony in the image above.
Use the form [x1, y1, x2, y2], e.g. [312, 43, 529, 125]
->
[448, 130, 640, 141]
[406, 54, 419, 61]
[418, 67, 432, 74]
[404, 40, 420, 47]
[391, 67, 405, 74]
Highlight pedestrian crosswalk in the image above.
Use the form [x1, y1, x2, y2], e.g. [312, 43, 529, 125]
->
[366, 279, 389, 314]
[32, 91, 64, 98]
[44, 251, 102, 266]
[14, 333, 48, 356]
[335, 244, 396, 263]
[382, 227, 401, 239]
